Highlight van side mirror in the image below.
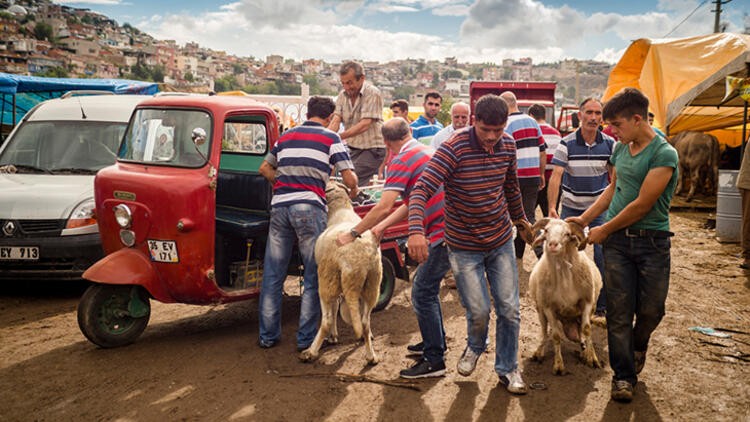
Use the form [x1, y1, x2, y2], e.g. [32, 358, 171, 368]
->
[192, 127, 207, 146]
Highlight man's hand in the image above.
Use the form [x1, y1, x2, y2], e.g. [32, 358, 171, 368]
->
[371, 223, 386, 241]
[336, 232, 355, 247]
[587, 225, 610, 244]
[348, 185, 359, 200]
[548, 208, 559, 219]
[407, 233, 429, 263]
[565, 216, 586, 228]
[538, 177, 546, 191]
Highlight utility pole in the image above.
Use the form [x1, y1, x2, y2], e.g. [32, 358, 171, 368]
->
[713, 0, 732, 33]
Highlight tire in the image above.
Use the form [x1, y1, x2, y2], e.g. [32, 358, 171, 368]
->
[374, 256, 396, 312]
[77, 284, 150, 348]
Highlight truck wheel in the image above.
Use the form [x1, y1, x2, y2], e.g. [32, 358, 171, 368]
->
[77, 284, 150, 348]
[374, 256, 396, 312]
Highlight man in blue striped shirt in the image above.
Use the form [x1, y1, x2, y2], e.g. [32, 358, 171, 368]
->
[410, 91, 443, 145]
[547, 97, 614, 315]
[258, 96, 358, 351]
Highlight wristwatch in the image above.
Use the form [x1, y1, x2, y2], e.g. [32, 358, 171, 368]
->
[350, 228, 362, 239]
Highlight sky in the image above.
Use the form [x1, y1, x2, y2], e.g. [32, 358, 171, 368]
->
[52, 0, 749, 64]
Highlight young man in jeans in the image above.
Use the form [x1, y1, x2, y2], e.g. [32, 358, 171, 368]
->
[568, 88, 678, 403]
[258, 96, 358, 351]
[337, 117, 449, 379]
[408, 94, 531, 395]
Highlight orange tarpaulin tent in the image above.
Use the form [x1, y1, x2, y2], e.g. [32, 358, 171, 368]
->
[602, 33, 750, 146]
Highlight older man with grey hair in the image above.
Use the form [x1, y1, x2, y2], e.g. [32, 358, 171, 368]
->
[430, 102, 470, 149]
[328, 61, 385, 185]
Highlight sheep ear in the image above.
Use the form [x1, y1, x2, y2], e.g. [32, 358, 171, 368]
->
[529, 218, 550, 244]
[532, 230, 546, 248]
[567, 221, 587, 251]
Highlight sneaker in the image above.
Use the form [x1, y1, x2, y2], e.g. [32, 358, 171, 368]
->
[499, 369, 528, 395]
[594, 309, 606, 318]
[258, 338, 278, 349]
[399, 359, 446, 379]
[611, 379, 634, 402]
[406, 341, 424, 356]
[457, 347, 481, 376]
[634, 351, 647, 374]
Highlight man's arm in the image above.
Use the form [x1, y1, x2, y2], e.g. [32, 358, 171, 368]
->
[259, 161, 276, 184]
[538, 150, 546, 190]
[587, 166, 674, 244]
[337, 190, 399, 246]
[372, 204, 407, 240]
[547, 166, 563, 218]
[340, 118, 375, 140]
[327, 114, 342, 133]
[567, 168, 616, 230]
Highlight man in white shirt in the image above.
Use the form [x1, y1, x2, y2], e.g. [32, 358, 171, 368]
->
[430, 102, 470, 149]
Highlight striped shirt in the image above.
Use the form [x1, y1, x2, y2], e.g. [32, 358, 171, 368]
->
[384, 139, 445, 245]
[334, 81, 384, 149]
[408, 127, 526, 251]
[265, 121, 354, 210]
[506, 112, 545, 182]
[539, 123, 562, 181]
[551, 129, 615, 210]
[411, 115, 443, 146]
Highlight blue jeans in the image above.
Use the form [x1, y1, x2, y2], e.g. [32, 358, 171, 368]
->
[411, 241, 451, 365]
[603, 232, 670, 385]
[561, 205, 606, 312]
[259, 203, 326, 348]
[448, 240, 520, 375]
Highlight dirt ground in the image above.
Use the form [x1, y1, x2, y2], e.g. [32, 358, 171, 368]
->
[1, 210, 749, 421]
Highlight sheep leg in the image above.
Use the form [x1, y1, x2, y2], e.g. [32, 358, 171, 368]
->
[548, 316, 566, 375]
[532, 307, 549, 362]
[328, 297, 339, 344]
[579, 303, 601, 368]
[361, 301, 379, 365]
[299, 295, 334, 362]
[687, 167, 699, 202]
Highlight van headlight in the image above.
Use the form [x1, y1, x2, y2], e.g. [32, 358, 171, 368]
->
[113, 204, 132, 229]
[66, 199, 97, 229]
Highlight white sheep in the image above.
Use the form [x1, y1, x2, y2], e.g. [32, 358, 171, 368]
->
[526, 218, 603, 374]
[299, 182, 382, 365]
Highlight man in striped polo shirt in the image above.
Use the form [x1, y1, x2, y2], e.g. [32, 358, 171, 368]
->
[258, 96, 359, 351]
[410, 91, 444, 146]
[337, 117, 449, 379]
[500, 91, 546, 261]
[547, 97, 614, 315]
[408, 94, 531, 395]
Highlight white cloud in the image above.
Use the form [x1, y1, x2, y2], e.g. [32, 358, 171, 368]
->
[432, 5, 470, 16]
[593, 47, 626, 64]
[53, 0, 124, 4]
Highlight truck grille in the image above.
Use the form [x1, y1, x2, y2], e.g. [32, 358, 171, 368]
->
[1, 219, 65, 237]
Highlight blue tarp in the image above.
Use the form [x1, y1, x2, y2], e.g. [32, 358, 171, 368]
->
[0, 72, 159, 127]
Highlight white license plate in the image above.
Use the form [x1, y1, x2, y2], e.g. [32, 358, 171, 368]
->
[148, 240, 179, 263]
[0, 246, 39, 260]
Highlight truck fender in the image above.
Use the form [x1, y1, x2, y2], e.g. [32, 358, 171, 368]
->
[83, 248, 173, 303]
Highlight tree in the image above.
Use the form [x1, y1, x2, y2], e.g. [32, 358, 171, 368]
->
[214, 75, 240, 92]
[392, 86, 415, 103]
[38, 66, 69, 78]
[437, 96, 454, 127]
[151, 65, 165, 83]
[33, 22, 53, 41]
[232, 63, 244, 75]
[184, 72, 194, 83]
[442, 69, 463, 80]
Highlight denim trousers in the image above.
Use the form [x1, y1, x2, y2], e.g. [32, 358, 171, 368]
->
[603, 232, 670, 385]
[448, 239, 521, 375]
[411, 241, 451, 365]
[514, 180, 539, 259]
[259, 203, 326, 348]
[561, 205, 606, 311]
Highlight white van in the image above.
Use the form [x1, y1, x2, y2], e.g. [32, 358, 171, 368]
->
[0, 93, 150, 279]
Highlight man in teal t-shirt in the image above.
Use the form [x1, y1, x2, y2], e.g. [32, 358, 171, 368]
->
[568, 88, 678, 404]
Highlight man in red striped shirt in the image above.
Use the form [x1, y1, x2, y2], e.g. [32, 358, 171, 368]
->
[408, 94, 531, 395]
[337, 117, 449, 379]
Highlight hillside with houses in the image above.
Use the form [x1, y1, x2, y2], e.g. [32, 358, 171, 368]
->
[0, 0, 612, 105]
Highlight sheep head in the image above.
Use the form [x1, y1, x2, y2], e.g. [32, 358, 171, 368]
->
[530, 218, 588, 255]
[325, 181, 354, 213]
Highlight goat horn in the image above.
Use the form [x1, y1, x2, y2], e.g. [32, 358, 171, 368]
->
[567, 221, 588, 251]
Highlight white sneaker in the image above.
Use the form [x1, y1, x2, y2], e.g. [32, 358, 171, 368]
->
[500, 369, 528, 395]
[457, 347, 481, 376]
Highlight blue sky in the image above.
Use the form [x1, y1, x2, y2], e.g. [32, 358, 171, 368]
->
[53, 0, 749, 63]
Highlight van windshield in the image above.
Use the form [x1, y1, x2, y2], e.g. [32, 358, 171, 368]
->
[0, 121, 126, 174]
[119, 109, 212, 167]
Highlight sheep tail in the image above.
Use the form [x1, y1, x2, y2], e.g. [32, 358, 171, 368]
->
[344, 295, 364, 339]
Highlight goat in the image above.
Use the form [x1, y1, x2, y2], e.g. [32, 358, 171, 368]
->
[299, 182, 382, 365]
[525, 218, 603, 375]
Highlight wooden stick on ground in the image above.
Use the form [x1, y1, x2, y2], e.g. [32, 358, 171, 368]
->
[279, 372, 422, 391]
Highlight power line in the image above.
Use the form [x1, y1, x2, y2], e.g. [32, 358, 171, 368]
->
[663, 0, 708, 38]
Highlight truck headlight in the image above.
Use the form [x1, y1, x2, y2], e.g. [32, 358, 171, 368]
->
[66, 199, 97, 229]
[113, 204, 132, 229]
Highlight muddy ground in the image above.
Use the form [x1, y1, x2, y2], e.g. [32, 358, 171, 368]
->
[1, 210, 749, 421]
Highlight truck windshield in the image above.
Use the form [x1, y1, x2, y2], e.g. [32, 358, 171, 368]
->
[0, 121, 125, 174]
[119, 109, 212, 167]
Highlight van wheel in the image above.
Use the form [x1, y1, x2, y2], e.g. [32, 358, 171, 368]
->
[77, 284, 150, 348]
[374, 256, 396, 312]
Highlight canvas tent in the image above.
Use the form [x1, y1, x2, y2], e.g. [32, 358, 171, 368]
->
[0, 72, 158, 132]
[602, 33, 750, 145]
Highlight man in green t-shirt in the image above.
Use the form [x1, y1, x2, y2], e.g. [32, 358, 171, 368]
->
[568, 88, 678, 404]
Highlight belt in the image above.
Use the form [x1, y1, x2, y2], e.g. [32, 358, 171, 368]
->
[614, 228, 674, 238]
